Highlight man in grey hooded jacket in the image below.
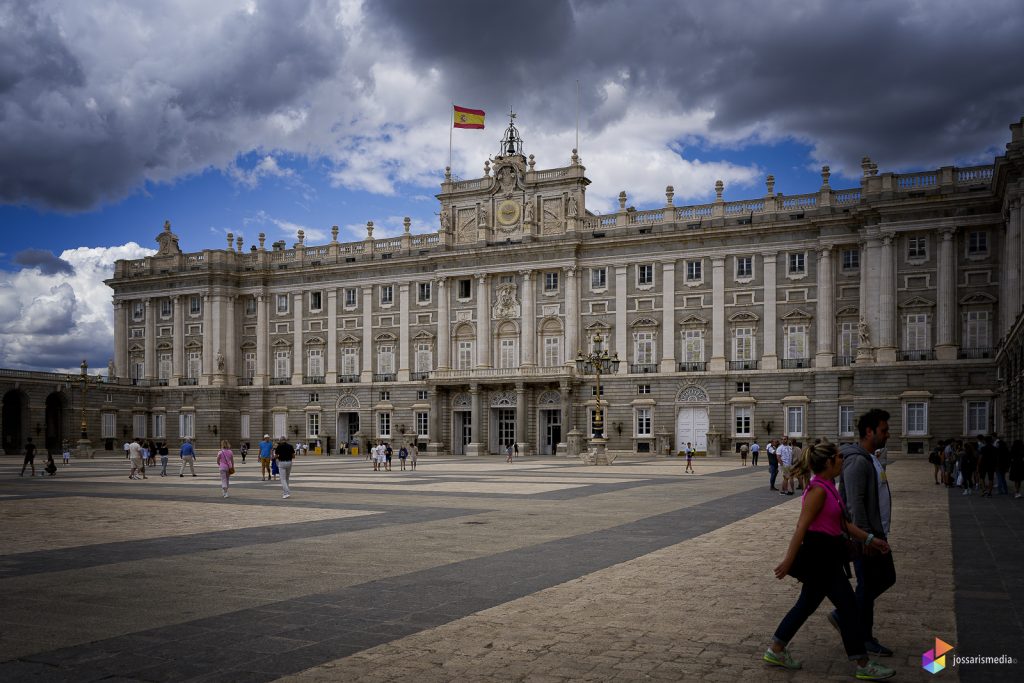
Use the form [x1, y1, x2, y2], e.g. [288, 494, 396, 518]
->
[836, 408, 896, 658]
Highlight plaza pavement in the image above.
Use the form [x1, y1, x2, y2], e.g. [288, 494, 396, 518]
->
[0, 450, 1016, 681]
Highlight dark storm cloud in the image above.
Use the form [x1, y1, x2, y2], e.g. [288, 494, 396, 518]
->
[0, 0, 345, 211]
[370, 0, 1024, 175]
[13, 249, 75, 275]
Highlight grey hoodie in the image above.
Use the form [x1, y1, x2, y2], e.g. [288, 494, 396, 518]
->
[838, 442, 885, 539]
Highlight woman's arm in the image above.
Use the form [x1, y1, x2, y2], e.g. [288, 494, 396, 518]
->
[774, 486, 825, 579]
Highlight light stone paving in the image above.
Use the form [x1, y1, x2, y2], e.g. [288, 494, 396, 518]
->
[283, 460, 954, 682]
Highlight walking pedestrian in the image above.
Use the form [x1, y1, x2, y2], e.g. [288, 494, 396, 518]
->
[384, 442, 393, 471]
[767, 440, 779, 490]
[399, 445, 408, 470]
[995, 436, 1010, 495]
[62, 440, 71, 465]
[410, 443, 418, 470]
[959, 443, 977, 495]
[777, 437, 794, 495]
[763, 440, 895, 680]
[123, 440, 132, 460]
[978, 436, 997, 497]
[740, 442, 749, 466]
[258, 434, 273, 480]
[179, 438, 197, 477]
[274, 436, 295, 499]
[751, 440, 760, 467]
[506, 443, 514, 463]
[240, 442, 248, 464]
[1009, 440, 1024, 499]
[129, 438, 146, 479]
[20, 437, 37, 477]
[159, 441, 169, 476]
[141, 441, 151, 469]
[217, 440, 235, 498]
[514, 442, 519, 458]
[928, 444, 943, 485]
[837, 408, 896, 659]
[684, 442, 695, 474]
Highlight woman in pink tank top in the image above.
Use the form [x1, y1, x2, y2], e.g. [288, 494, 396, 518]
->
[762, 441, 895, 680]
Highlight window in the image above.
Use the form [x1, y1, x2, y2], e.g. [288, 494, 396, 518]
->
[905, 313, 930, 351]
[276, 294, 289, 314]
[637, 264, 653, 286]
[968, 231, 988, 255]
[377, 345, 395, 374]
[417, 390, 428, 400]
[341, 347, 358, 376]
[245, 297, 257, 315]
[908, 236, 928, 260]
[734, 406, 752, 436]
[784, 324, 808, 360]
[153, 413, 166, 439]
[842, 249, 860, 271]
[839, 405, 855, 436]
[457, 341, 474, 369]
[905, 402, 928, 435]
[684, 331, 704, 362]
[736, 381, 750, 393]
[102, 413, 116, 439]
[839, 322, 859, 358]
[458, 279, 472, 299]
[240, 414, 250, 440]
[963, 311, 990, 349]
[500, 275, 513, 284]
[686, 260, 702, 281]
[379, 390, 391, 401]
[158, 354, 171, 381]
[130, 328, 145, 339]
[274, 350, 290, 378]
[499, 338, 519, 369]
[543, 336, 562, 367]
[735, 256, 752, 279]
[418, 282, 431, 303]
[591, 385, 605, 397]
[591, 267, 607, 290]
[307, 349, 324, 377]
[189, 296, 201, 315]
[378, 412, 391, 437]
[307, 412, 320, 437]
[966, 401, 989, 435]
[636, 408, 652, 436]
[179, 412, 195, 439]
[416, 411, 429, 438]
[306, 392, 319, 403]
[380, 285, 394, 305]
[787, 252, 806, 275]
[309, 291, 322, 311]
[344, 288, 357, 308]
[160, 299, 172, 317]
[187, 351, 202, 379]
[733, 327, 755, 361]
[634, 332, 655, 365]
[544, 271, 559, 292]
[415, 343, 433, 373]
[637, 384, 651, 395]
[273, 413, 287, 440]
[132, 301, 144, 321]
[786, 406, 804, 437]
[243, 352, 256, 379]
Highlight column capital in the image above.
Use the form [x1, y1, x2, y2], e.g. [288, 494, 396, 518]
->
[711, 256, 726, 267]
[661, 259, 676, 270]
[939, 227, 957, 241]
[615, 264, 627, 274]
[399, 283, 409, 292]
[144, 298, 152, 308]
[474, 272, 487, 283]
[761, 250, 779, 259]
[881, 232, 896, 246]
[519, 269, 535, 281]
[361, 285, 373, 294]
[562, 265, 578, 276]
[435, 276, 447, 287]
[818, 244, 834, 257]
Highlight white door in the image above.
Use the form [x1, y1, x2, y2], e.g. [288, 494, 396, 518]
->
[676, 408, 709, 453]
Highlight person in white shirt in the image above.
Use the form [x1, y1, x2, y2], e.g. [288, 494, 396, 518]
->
[777, 437, 794, 495]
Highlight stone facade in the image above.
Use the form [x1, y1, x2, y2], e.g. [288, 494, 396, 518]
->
[4, 117, 1023, 456]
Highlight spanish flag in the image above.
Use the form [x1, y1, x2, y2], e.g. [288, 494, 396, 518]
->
[453, 105, 485, 129]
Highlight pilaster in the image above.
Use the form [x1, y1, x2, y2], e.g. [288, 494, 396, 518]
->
[398, 283, 410, 381]
[466, 384, 483, 456]
[326, 289, 338, 383]
[876, 233, 897, 362]
[615, 265, 628, 374]
[761, 251, 778, 370]
[225, 296, 236, 385]
[660, 261, 676, 372]
[475, 273, 491, 368]
[1004, 200, 1022, 337]
[172, 296, 184, 383]
[710, 257, 726, 372]
[255, 293, 268, 386]
[935, 227, 959, 360]
[515, 383, 529, 455]
[437, 278, 450, 369]
[361, 286, 373, 382]
[564, 266, 579, 365]
[814, 246, 835, 367]
[291, 292, 303, 384]
[114, 301, 128, 381]
[201, 294, 212, 385]
[144, 299, 156, 380]
[520, 270, 536, 367]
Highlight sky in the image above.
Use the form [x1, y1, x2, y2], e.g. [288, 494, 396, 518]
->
[1, 0, 1023, 372]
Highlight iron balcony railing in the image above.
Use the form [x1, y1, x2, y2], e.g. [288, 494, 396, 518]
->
[374, 373, 396, 382]
[835, 356, 854, 366]
[781, 358, 810, 369]
[270, 377, 291, 385]
[900, 349, 936, 361]
[678, 361, 707, 372]
[958, 348, 993, 359]
[179, 377, 198, 386]
[728, 360, 759, 371]
[304, 375, 326, 384]
[338, 374, 360, 383]
[630, 363, 658, 374]
[410, 371, 431, 380]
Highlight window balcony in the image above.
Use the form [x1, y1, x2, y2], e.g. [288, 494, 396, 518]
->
[179, 377, 198, 386]
[835, 355, 854, 366]
[630, 363, 658, 374]
[338, 374, 360, 383]
[900, 349, 935, 361]
[238, 377, 253, 386]
[781, 358, 810, 369]
[157, 379, 169, 386]
[304, 375, 326, 385]
[728, 360, 759, 371]
[270, 377, 292, 385]
[678, 361, 707, 372]
[958, 347, 993, 359]
[374, 373, 396, 382]
[410, 371, 431, 381]
[432, 366, 572, 382]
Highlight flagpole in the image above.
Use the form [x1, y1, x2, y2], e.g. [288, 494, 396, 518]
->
[448, 102, 454, 172]
[575, 80, 580, 155]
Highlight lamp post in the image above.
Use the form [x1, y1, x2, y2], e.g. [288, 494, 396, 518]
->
[575, 331, 620, 465]
[73, 359, 100, 459]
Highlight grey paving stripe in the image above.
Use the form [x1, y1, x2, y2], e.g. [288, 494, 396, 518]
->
[0, 504, 480, 579]
[5, 487, 787, 682]
[949, 488, 1024, 683]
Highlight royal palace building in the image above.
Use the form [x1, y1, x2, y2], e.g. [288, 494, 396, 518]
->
[3, 116, 1024, 457]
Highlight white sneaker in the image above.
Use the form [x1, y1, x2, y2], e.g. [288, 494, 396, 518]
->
[282, 493, 290, 499]
[1015, 493, 1021, 499]
[223, 491, 229, 498]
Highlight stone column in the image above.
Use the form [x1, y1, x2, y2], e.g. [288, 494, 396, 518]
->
[467, 383, 482, 456]
[361, 286, 373, 382]
[255, 293, 268, 386]
[935, 228, 959, 360]
[815, 246, 835, 367]
[437, 278, 450, 369]
[876, 233, 897, 362]
[1005, 200, 1022, 337]
[710, 257, 726, 372]
[428, 390, 443, 454]
[475, 274, 491, 368]
[326, 289, 338, 383]
[292, 292, 303, 384]
[144, 299, 156, 381]
[615, 265, 628, 374]
[660, 260, 676, 372]
[114, 301, 128, 381]
[398, 283, 410, 381]
[202, 294, 213, 385]
[762, 252, 778, 369]
[564, 266, 579, 365]
[520, 270, 536, 366]
[515, 382, 528, 455]
[225, 296, 236, 385]
[172, 296, 184, 384]
[212, 294, 225, 386]
[559, 379, 572, 454]
[862, 234, 882, 355]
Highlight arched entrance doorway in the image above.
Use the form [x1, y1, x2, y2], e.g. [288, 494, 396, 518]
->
[2, 390, 29, 455]
[675, 385, 710, 454]
[45, 392, 68, 454]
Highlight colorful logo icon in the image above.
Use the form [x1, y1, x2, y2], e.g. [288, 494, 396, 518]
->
[922, 637, 954, 674]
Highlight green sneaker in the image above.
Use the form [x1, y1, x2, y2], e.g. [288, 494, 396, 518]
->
[855, 660, 896, 680]
[763, 647, 802, 670]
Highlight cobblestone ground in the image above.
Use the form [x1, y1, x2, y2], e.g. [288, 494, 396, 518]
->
[0, 454, 965, 681]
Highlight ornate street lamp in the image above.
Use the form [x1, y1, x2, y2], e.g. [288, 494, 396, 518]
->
[575, 331, 620, 464]
[70, 359, 101, 459]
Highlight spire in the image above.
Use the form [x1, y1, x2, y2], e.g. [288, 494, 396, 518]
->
[499, 106, 523, 157]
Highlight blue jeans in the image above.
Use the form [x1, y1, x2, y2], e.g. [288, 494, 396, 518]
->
[774, 563, 865, 659]
[996, 471, 1008, 494]
[853, 552, 896, 643]
[769, 463, 778, 488]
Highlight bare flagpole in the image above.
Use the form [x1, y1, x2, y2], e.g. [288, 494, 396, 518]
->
[576, 80, 580, 155]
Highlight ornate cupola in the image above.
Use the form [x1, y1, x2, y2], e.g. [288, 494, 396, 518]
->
[498, 108, 524, 159]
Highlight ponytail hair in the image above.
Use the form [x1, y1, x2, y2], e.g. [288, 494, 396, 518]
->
[789, 439, 838, 480]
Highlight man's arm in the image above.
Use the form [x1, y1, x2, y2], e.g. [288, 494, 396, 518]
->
[842, 455, 870, 530]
